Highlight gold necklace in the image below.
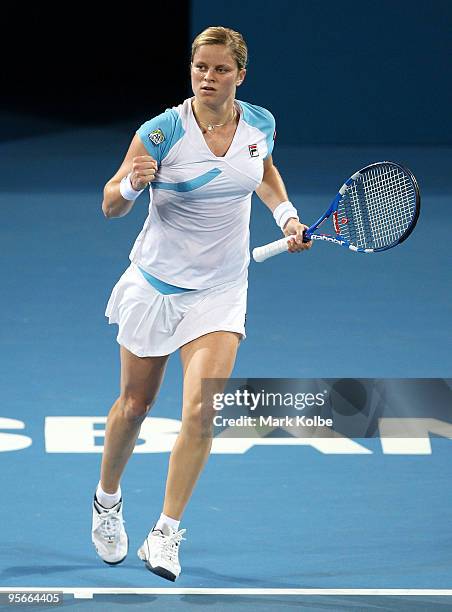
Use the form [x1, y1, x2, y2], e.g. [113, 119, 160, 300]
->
[197, 106, 237, 132]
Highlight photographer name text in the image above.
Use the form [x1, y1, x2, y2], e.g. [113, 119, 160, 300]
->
[214, 415, 333, 428]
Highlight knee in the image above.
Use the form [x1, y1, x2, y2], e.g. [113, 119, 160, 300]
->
[119, 394, 153, 423]
[181, 401, 214, 439]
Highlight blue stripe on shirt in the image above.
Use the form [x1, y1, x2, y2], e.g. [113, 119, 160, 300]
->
[152, 168, 221, 192]
[138, 267, 194, 294]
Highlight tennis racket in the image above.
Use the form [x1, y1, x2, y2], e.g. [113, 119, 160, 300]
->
[252, 161, 420, 262]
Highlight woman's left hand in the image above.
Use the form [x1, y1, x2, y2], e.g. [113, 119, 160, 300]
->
[283, 219, 313, 252]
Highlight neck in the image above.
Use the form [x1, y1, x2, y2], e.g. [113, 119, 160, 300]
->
[192, 98, 236, 128]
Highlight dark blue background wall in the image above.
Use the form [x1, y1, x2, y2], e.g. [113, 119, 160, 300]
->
[191, 0, 452, 145]
[0, 5, 190, 137]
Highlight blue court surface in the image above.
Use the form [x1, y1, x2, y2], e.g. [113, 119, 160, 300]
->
[1, 122, 451, 611]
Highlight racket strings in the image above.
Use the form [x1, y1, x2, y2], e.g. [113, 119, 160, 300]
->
[338, 165, 417, 249]
[362, 167, 415, 245]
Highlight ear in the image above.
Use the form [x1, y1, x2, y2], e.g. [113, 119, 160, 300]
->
[236, 68, 247, 86]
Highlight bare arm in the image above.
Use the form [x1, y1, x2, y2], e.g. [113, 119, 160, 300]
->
[102, 134, 158, 219]
[254, 155, 290, 213]
[255, 155, 312, 252]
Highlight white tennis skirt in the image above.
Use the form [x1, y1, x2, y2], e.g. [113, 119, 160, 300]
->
[105, 263, 248, 357]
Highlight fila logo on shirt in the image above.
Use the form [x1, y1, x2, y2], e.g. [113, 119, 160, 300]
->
[248, 144, 259, 157]
[149, 129, 165, 145]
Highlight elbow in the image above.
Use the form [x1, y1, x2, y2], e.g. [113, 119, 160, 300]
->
[101, 181, 130, 219]
[102, 202, 113, 218]
[102, 183, 115, 218]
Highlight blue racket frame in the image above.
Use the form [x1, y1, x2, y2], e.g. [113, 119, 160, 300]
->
[303, 161, 421, 253]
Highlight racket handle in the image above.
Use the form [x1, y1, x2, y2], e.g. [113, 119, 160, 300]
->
[252, 235, 295, 262]
[302, 229, 312, 243]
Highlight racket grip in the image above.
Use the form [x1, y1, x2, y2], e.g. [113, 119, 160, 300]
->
[303, 229, 312, 243]
[252, 236, 294, 262]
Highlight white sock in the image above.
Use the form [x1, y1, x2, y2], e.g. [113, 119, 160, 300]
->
[95, 482, 121, 509]
[155, 513, 180, 532]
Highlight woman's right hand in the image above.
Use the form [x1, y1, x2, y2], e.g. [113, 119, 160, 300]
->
[130, 155, 158, 190]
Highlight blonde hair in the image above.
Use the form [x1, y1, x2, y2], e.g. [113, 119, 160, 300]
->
[191, 26, 248, 71]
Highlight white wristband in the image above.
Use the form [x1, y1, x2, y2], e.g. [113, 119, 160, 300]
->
[272, 200, 299, 230]
[119, 173, 145, 201]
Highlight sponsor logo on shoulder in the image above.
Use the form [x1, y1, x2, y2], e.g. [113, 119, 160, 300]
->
[149, 129, 165, 145]
[248, 144, 259, 157]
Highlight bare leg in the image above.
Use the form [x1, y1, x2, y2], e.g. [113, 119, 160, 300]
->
[162, 331, 240, 519]
[100, 345, 169, 493]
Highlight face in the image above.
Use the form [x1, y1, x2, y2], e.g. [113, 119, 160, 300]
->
[191, 44, 246, 105]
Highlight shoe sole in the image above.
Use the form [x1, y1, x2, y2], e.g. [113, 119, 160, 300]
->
[103, 553, 127, 566]
[144, 561, 177, 582]
[137, 546, 178, 582]
[95, 535, 129, 566]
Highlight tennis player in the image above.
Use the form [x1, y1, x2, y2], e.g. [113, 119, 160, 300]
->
[91, 26, 312, 582]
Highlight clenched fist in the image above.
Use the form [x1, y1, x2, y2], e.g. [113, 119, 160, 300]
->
[130, 156, 158, 190]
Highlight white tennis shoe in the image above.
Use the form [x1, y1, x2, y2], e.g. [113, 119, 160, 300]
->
[137, 523, 186, 582]
[91, 496, 128, 565]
